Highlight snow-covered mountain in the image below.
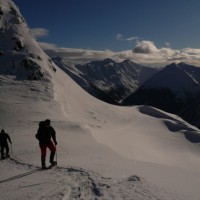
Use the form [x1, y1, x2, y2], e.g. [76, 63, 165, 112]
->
[1, 1, 200, 199]
[0, 0, 56, 81]
[141, 62, 200, 97]
[52, 56, 158, 104]
[123, 62, 200, 115]
[0, 0, 60, 127]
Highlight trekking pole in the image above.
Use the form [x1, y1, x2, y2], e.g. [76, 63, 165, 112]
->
[10, 143, 13, 156]
[55, 149, 58, 165]
[10, 128, 14, 157]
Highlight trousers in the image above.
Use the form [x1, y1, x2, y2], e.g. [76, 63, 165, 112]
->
[0, 143, 9, 158]
[40, 141, 56, 166]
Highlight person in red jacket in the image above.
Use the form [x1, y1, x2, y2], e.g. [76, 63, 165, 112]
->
[0, 129, 12, 159]
[36, 119, 57, 169]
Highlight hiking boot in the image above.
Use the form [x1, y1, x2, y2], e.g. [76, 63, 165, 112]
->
[41, 157, 46, 169]
[42, 165, 48, 170]
[50, 152, 55, 164]
[50, 161, 57, 166]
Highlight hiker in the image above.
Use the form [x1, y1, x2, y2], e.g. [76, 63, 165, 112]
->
[35, 119, 57, 169]
[0, 129, 12, 159]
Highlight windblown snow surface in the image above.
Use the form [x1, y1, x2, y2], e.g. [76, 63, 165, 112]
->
[1, 66, 200, 200]
[1, 0, 200, 199]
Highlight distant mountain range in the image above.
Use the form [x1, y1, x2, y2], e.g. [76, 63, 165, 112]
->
[52, 56, 158, 104]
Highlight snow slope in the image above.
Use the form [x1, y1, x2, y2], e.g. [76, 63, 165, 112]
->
[1, 0, 200, 199]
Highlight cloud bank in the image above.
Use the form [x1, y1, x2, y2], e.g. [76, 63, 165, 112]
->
[39, 41, 200, 68]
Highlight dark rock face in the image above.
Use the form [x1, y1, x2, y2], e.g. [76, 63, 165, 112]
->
[123, 87, 184, 114]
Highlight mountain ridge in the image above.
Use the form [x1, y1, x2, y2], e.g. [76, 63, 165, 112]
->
[52, 56, 159, 104]
[141, 62, 200, 97]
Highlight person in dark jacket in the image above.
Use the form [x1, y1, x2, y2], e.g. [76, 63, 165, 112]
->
[35, 119, 57, 169]
[0, 129, 12, 159]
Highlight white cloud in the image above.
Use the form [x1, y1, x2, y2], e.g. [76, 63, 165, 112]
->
[164, 42, 170, 47]
[39, 42, 57, 50]
[133, 40, 158, 54]
[126, 36, 139, 41]
[30, 28, 49, 39]
[116, 33, 123, 40]
[116, 33, 139, 42]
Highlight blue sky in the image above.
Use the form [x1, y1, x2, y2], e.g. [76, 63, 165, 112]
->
[13, 0, 200, 66]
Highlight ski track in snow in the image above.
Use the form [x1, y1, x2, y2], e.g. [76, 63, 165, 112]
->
[0, 157, 185, 200]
